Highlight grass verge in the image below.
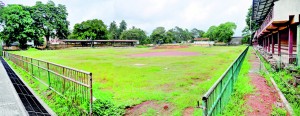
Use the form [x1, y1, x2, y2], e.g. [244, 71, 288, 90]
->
[222, 48, 254, 115]
[255, 50, 300, 115]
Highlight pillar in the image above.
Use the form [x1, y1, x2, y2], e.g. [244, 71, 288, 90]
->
[268, 36, 271, 52]
[278, 31, 281, 56]
[288, 25, 294, 55]
[262, 38, 264, 49]
[297, 24, 300, 65]
[264, 38, 267, 51]
[272, 34, 275, 54]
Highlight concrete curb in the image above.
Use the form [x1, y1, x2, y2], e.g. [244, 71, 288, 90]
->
[4, 59, 57, 116]
[270, 78, 295, 115]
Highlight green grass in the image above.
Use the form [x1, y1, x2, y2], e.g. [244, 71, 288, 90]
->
[256, 50, 299, 115]
[222, 48, 254, 116]
[11, 46, 246, 115]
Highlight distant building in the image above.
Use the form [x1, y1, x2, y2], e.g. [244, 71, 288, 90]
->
[229, 36, 243, 45]
[193, 38, 214, 46]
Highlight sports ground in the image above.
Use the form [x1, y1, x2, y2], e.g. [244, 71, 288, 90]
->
[11, 46, 246, 115]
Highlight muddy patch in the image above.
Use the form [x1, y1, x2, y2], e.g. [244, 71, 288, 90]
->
[125, 101, 174, 116]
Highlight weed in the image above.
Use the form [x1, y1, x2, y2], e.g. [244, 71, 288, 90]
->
[271, 105, 287, 116]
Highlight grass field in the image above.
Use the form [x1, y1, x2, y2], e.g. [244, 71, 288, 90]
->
[12, 46, 247, 115]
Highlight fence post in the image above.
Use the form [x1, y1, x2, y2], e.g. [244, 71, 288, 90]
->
[38, 60, 40, 78]
[202, 98, 208, 116]
[47, 62, 51, 88]
[62, 68, 65, 94]
[31, 58, 33, 76]
[89, 73, 93, 116]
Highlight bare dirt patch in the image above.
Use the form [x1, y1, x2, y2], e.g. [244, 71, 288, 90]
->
[153, 45, 189, 49]
[183, 107, 194, 116]
[245, 51, 283, 116]
[125, 101, 174, 116]
[130, 51, 199, 57]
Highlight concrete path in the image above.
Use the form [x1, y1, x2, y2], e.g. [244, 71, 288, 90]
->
[0, 59, 28, 116]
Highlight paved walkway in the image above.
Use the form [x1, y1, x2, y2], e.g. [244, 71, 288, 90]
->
[0, 59, 28, 115]
[245, 49, 283, 116]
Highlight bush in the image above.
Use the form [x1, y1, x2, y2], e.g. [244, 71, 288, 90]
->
[92, 99, 124, 116]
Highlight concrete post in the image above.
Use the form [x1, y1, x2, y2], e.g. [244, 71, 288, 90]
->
[268, 36, 271, 52]
[288, 25, 294, 55]
[272, 34, 275, 54]
[278, 31, 281, 56]
[297, 25, 300, 65]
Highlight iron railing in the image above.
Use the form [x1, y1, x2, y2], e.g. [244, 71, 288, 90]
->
[202, 46, 249, 116]
[3, 51, 93, 115]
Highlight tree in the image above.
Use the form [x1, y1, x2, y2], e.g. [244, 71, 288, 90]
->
[150, 27, 166, 44]
[108, 21, 118, 40]
[204, 22, 236, 43]
[165, 29, 175, 43]
[242, 6, 259, 44]
[204, 26, 217, 41]
[198, 30, 205, 38]
[117, 20, 127, 39]
[217, 22, 237, 43]
[120, 27, 148, 44]
[30, 1, 70, 47]
[0, 4, 35, 49]
[71, 19, 108, 40]
[191, 28, 200, 38]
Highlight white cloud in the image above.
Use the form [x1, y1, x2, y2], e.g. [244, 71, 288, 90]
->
[4, 0, 252, 36]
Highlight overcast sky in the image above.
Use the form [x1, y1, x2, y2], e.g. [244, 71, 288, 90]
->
[5, 0, 252, 36]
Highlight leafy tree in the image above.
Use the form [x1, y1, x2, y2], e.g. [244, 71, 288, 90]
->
[108, 21, 118, 40]
[204, 26, 217, 41]
[150, 27, 166, 44]
[120, 27, 148, 44]
[0, 4, 35, 49]
[242, 6, 259, 44]
[191, 28, 200, 38]
[71, 19, 108, 40]
[117, 20, 127, 39]
[198, 30, 205, 38]
[165, 29, 175, 43]
[204, 22, 237, 43]
[217, 22, 237, 43]
[30, 1, 70, 47]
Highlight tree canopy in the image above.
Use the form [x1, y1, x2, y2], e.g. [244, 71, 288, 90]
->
[108, 21, 118, 40]
[0, 0, 70, 49]
[71, 19, 108, 40]
[30, 1, 70, 47]
[0, 4, 35, 49]
[242, 7, 259, 44]
[150, 27, 166, 44]
[120, 27, 148, 44]
[204, 22, 237, 43]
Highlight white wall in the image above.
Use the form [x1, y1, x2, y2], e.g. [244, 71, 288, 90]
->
[273, 0, 300, 22]
[194, 41, 214, 45]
